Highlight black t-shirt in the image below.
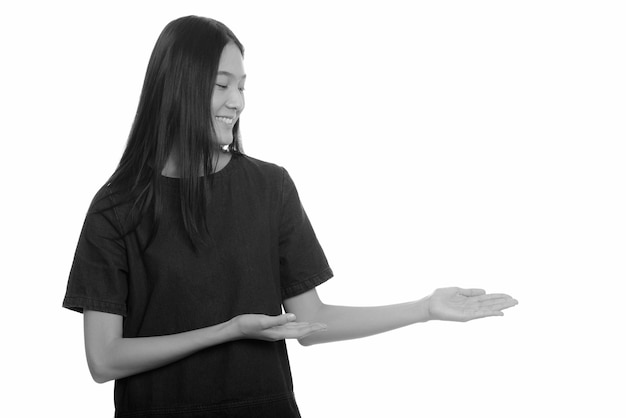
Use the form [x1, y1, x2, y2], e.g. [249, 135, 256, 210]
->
[63, 154, 333, 417]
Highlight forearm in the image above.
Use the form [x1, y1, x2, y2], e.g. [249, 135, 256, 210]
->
[298, 297, 431, 346]
[88, 320, 237, 383]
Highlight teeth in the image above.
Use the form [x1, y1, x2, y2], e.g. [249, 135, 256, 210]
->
[216, 116, 234, 125]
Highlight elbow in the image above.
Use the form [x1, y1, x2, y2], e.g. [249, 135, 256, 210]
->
[88, 365, 109, 384]
[86, 354, 114, 384]
[91, 372, 109, 384]
[298, 338, 312, 347]
[298, 335, 321, 347]
[88, 363, 114, 384]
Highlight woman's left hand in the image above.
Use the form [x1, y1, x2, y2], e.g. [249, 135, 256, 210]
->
[427, 287, 518, 322]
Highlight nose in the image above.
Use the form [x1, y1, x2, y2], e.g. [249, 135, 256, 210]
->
[226, 88, 244, 111]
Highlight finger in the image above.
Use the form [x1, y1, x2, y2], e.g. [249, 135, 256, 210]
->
[468, 300, 518, 318]
[487, 300, 519, 311]
[281, 321, 316, 329]
[265, 313, 296, 328]
[291, 322, 327, 332]
[458, 288, 486, 297]
[297, 323, 327, 338]
[468, 310, 505, 320]
[474, 297, 517, 308]
[273, 321, 325, 330]
[272, 322, 327, 339]
[473, 293, 513, 302]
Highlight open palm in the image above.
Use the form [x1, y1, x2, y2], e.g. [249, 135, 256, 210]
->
[427, 287, 518, 322]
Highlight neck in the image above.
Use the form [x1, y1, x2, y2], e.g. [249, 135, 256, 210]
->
[161, 149, 232, 178]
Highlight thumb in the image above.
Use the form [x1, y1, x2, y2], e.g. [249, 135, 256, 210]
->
[271, 313, 296, 326]
[458, 288, 486, 297]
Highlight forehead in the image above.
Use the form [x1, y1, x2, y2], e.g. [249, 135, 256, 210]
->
[217, 43, 245, 78]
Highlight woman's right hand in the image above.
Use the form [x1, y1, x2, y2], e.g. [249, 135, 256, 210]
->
[232, 313, 327, 342]
[82, 311, 326, 383]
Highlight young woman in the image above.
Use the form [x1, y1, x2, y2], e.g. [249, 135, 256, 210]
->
[63, 15, 518, 417]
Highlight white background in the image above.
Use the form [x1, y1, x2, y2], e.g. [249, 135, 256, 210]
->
[2, 0, 625, 416]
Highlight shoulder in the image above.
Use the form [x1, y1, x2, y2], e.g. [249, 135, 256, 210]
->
[83, 182, 132, 234]
[87, 183, 118, 213]
[238, 154, 285, 174]
[236, 154, 290, 184]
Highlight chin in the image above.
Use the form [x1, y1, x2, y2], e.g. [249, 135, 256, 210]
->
[214, 137, 233, 148]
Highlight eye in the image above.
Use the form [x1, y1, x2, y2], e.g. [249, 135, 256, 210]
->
[238, 86, 245, 92]
[215, 84, 227, 89]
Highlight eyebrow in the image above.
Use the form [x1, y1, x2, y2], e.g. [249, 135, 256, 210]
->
[217, 71, 246, 80]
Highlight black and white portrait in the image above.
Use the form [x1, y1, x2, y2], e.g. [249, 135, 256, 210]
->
[2, 1, 624, 417]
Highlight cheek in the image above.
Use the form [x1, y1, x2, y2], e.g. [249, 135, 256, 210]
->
[210, 92, 223, 113]
[210, 101, 219, 116]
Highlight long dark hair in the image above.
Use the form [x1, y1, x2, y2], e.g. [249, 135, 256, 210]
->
[105, 16, 244, 250]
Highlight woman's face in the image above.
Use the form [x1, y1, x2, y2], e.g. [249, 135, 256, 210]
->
[212, 42, 246, 147]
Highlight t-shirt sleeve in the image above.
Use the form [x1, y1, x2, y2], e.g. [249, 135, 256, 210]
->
[62, 186, 129, 316]
[279, 168, 333, 300]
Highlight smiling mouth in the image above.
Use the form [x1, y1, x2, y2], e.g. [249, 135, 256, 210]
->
[215, 116, 234, 125]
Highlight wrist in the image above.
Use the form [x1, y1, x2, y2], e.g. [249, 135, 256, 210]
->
[222, 316, 243, 342]
[415, 296, 432, 322]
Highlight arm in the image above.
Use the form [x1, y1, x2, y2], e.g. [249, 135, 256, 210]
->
[84, 310, 326, 383]
[283, 290, 429, 346]
[283, 287, 518, 346]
